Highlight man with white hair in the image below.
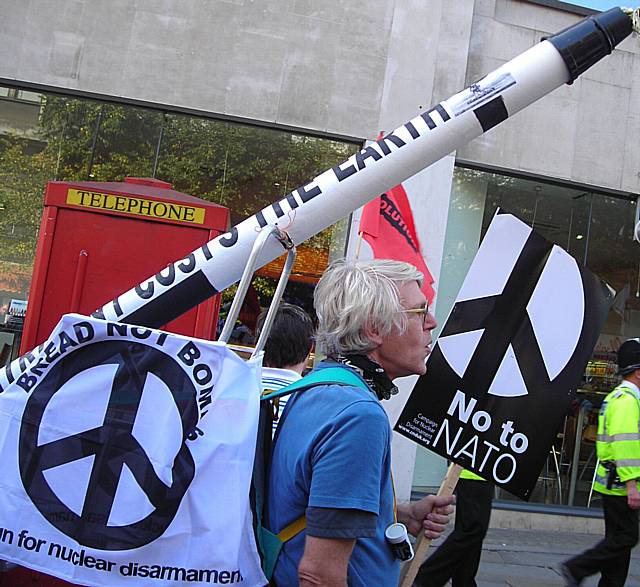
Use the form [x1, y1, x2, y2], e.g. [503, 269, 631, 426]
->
[266, 259, 454, 587]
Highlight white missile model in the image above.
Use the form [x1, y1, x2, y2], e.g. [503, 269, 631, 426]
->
[1, 8, 638, 389]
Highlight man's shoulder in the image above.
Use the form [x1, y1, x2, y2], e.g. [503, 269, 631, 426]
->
[604, 386, 640, 421]
[290, 382, 388, 433]
[280, 363, 387, 430]
[609, 385, 640, 403]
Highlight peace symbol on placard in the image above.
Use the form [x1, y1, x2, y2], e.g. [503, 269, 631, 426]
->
[437, 230, 585, 399]
[19, 340, 198, 551]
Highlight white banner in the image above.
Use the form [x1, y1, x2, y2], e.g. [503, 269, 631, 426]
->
[0, 314, 266, 586]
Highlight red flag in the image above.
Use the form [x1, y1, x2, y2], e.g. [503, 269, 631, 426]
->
[359, 182, 436, 303]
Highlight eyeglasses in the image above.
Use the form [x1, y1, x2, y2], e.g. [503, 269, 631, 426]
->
[401, 302, 431, 327]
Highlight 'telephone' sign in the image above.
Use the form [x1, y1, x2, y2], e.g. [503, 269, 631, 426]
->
[66, 189, 206, 224]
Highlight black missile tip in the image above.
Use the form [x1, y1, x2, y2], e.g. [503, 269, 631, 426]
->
[544, 7, 633, 83]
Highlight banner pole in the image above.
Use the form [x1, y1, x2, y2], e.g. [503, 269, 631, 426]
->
[399, 463, 462, 587]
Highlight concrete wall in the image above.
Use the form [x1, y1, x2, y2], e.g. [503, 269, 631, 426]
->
[0, 0, 444, 141]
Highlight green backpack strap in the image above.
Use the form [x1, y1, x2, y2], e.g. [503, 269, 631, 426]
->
[257, 366, 370, 580]
[261, 366, 369, 402]
[258, 517, 307, 581]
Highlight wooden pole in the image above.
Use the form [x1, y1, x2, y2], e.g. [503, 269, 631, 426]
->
[399, 463, 462, 587]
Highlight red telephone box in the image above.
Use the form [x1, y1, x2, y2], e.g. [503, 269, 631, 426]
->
[20, 177, 229, 355]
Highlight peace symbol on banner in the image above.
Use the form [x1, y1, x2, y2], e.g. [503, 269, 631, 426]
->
[19, 340, 198, 550]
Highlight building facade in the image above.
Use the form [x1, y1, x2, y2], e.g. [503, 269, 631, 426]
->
[0, 0, 639, 512]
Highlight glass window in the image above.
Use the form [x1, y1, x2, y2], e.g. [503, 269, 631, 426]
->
[417, 165, 640, 508]
[0, 84, 359, 357]
[16, 91, 42, 103]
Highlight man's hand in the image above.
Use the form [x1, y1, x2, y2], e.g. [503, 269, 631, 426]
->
[397, 495, 455, 539]
[627, 480, 640, 509]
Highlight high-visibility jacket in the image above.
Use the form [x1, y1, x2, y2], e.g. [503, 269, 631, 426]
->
[594, 382, 640, 496]
[460, 469, 486, 481]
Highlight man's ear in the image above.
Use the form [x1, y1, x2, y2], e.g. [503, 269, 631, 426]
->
[364, 323, 383, 347]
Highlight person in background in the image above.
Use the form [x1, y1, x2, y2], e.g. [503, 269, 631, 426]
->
[560, 338, 640, 587]
[414, 470, 493, 587]
[267, 259, 455, 587]
[255, 302, 314, 436]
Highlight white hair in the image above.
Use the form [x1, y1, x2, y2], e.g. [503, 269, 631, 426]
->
[314, 258, 423, 356]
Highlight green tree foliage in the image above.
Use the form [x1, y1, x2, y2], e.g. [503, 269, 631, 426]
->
[38, 97, 163, 181]
[0, 136, 54, 263]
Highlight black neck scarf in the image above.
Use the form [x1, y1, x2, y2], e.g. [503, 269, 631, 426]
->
[331, 354, 398, 401]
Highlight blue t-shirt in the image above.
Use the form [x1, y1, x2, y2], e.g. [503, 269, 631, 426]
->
[267, 363, 398, 586]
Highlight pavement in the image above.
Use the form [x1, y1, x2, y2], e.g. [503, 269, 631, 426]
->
[420, 526, 640, 586]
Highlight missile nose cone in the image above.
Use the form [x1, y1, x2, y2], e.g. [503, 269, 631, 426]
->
[545, 7, 633, 83]
[595, 7, 635, 49]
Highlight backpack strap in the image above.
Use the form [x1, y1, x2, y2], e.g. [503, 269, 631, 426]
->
[277, 516, 307, 542]
[261, 366, 369, 402]
[259, 365, 371, 562]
